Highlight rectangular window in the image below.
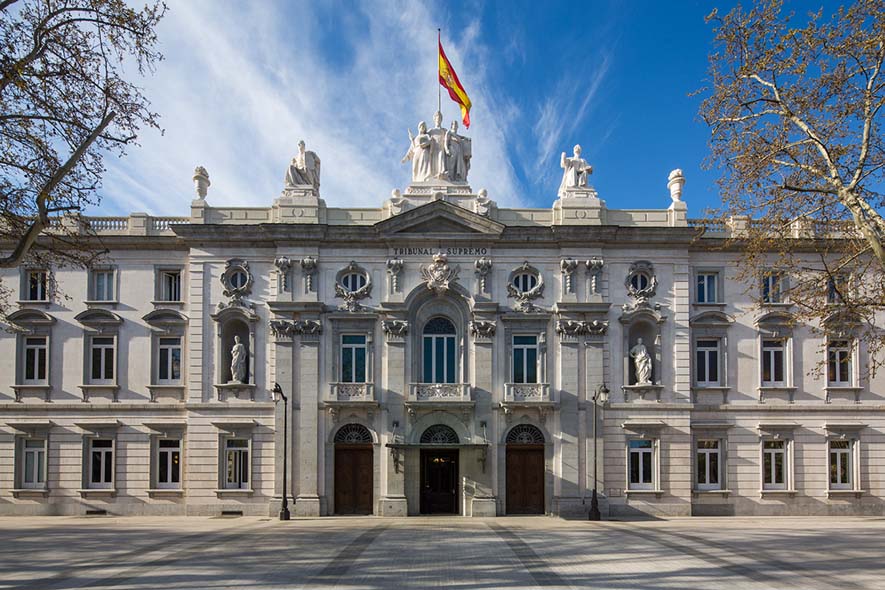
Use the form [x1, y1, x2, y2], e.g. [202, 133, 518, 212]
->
[761, 339, 786, 386]
[340, 335, 367, 383]
[90, 336, 115, 383]
[225, 438, 249, 489]
[91, 269, 115, 301]
[26, 270, 48, 301]
[761, 271, 784, 304]
[512, 335, 539, 384]
[696, 440, 721, 490]
[423, 334, 456, 384]
[696, 272, 718, 303]
[22, 439, 46, 489]
[159, 270, 181, 302]
[829, 440, 852, 490]
[157, 439, 181, 489]
[827, 340, 852, 386]
[23, 336, 48, 383]
[695, 339, 720, 386]
[762, 440, 786, 490]
[89, 438, 114, 488]
[628, 439, 655, 490]
[158, 337, 182, 383]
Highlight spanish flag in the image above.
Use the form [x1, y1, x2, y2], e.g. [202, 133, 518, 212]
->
[438, 38, 472, 128]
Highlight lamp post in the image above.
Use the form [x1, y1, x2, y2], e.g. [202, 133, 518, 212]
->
[271, 382, 291, 521]
[589, 383, 609, 521]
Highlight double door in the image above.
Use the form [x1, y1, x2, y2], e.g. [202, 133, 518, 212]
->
[506, 446, 545, 514]
[334, 446, 373, 515]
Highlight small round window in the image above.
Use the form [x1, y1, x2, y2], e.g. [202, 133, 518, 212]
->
[342, 272, 367, 292]
[230, 270, 248, 289]
[512, 272, 538, 293]
[630, 273, 650, 291]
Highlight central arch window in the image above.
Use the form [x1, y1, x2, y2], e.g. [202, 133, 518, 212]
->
[423, 317, 456, 383]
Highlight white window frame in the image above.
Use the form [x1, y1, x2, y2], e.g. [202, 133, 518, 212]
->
[512, 271, 539, 294]
[694, 338, 721, 387]
[828, 439, 853, 491]
[696, 439, 722, 491]
[627, 438, 656, 491]
[22, 335, 48, 385]
[826, 273, 849, 305]
[223, 437, 251, 490]
[340, 334, 368, 383]
[761, 271, 785, 304]
[156, 438, 182, 490]
[341, 272, 367, 292]
[89, 268, 116, 302]
[761, 338, 788, 387]
[695, 271, 719, 304]
[89, 335, 116, 384]
[422, 318, 457, 384]
[156, 268, 183, 302]
[761, 439, 789, 491]
[88, 438, 115, 489]
[23, 269, 49, 301]
[157, 336, 183, 384]
[512, 334, 539, 384]
[21, 438, 47, 489]
[827, 340, 853, 387]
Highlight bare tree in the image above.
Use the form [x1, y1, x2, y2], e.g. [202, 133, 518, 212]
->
[699, 0, 885, 373]
[0, 0, 166, 286]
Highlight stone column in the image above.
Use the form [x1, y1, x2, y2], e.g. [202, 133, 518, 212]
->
[295, 331, 322, 516]
[471, 328, 497, 516]
[272, 333, 295, 506]
[378, 332, 407, 516]
[585, 337, 606, 513]
[556, 336, 582, 515]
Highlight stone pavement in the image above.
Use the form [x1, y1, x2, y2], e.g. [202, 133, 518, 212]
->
[0, 515, 882, 589]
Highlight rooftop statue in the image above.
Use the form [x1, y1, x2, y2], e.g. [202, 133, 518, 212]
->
[285, 140, 321, 191]
[402, 113, 471, 183]
[559, 144, 593, 196]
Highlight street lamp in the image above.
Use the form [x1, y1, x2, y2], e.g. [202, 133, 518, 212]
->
[271, 382, 291, 521]
[589, 383, 609, 521]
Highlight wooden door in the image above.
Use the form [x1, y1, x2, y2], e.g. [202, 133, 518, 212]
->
[420, 450, 458, 514]
[334, 446, 373, 515]
[506, 446, 545, 514]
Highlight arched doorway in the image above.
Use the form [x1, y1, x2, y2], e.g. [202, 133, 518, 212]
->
[334, 424, 373, 515]
[419, 424, 459, 514]
[506, 424, 545, 514]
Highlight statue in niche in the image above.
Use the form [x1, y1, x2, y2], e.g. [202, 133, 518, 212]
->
[230, 335, 247, 383]
[402, 121, 434, 182]
[446, 120, 471, 181]
[559, 144, 593, 195]
[630, 338, 652, 385]
[285, 140, 321, 191]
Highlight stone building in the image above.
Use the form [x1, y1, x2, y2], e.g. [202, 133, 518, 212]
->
[1, 118, 883, 517]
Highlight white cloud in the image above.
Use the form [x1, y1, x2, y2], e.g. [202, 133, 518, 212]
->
[97, 0, 526, 216]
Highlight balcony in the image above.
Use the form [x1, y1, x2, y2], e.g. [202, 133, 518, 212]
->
[504, 382, 552, 403]
[408, 383, 472, 402]
[329, 382, 375, 403]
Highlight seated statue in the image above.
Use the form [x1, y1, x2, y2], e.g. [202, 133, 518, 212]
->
[285, 140, 321, 191]
[559, 144, 593, 196]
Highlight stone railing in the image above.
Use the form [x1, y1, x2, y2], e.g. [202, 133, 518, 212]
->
[329, 382, 375, 403]
[504, 383, 552, 403]
[150, 217, 189, 232]
[408, 383, 471, 403]
[85, 216, 129, 233]
[63, 214, 193, 236]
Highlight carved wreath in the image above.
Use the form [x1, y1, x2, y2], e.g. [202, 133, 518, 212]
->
[220, 258, 253, 300]
[334, 261, 372, 312]
[507, 262, 544, 312]
[625, 260, 657, 301]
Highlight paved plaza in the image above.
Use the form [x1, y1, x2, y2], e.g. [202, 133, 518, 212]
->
[0, 516, 882, 589]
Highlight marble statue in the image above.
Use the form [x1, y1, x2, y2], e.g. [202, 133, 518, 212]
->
[559, 144, 593, 195]
[630, 338, 652, 385]
[402, 121, 434, 182]
[446, 120, 471, 182]
[429, 111, 450, 181]
[285, 140, 321, 190]
[230, 335, 247, 383]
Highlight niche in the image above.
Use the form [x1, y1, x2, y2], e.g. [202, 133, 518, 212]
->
[220, 318, 251, 384]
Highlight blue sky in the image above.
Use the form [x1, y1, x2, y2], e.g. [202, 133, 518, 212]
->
[95, 0, 831, 217]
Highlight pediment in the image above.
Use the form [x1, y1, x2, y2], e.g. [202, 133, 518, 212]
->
[374, 200, 504, 237]
[75, 308, 122, 327]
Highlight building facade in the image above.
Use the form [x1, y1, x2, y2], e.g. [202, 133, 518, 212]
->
[1, 119, 883, 517]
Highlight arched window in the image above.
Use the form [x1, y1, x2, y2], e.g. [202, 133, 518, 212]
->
[506, 424, 545, 445]
[341, 272, 367, 292]
[334, 423, 373, 444]
[423, 317, 456, 383]
[420, 424, 459, 444]
[512, 272, 538, 293]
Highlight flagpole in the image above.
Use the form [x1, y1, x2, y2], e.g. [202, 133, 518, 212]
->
[437, 28, 441, 114]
